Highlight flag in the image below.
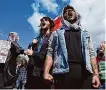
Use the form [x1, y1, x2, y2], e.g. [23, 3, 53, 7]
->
[52, 16, 62, 31]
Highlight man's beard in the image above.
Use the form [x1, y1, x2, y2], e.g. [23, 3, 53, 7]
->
[66, 16, 77, 24]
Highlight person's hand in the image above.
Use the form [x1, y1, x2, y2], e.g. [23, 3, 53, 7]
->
[24, 50, 27, 55]
[44, 73, 53, 81]
[24, 49, 33, 55]
[43, 73, 53, 85]
[92, 75, 101, 88]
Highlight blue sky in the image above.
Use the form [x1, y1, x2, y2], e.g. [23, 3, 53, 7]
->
[0, 0, 70, 49]
[0, 0, 36, 49]
[0, 0, 105, 50]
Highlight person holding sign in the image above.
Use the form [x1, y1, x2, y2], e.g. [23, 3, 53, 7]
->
[96, 41, 106, 89]
[0, 32, 24, 89]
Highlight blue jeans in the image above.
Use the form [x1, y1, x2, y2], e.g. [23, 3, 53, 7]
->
[16, 80, 25, 89]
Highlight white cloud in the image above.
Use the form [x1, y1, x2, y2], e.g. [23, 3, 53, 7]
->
[70, 0, 105, 48]
[40, 0, 58, 14]
[27, 3, 45, 35]
[27, 1, 58, 36]
[31, 3, 40, 12]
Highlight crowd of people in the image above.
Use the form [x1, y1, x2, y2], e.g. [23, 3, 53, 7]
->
[0, 5, 105, 89]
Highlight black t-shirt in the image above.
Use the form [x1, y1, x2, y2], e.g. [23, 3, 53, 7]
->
[64, 29, 83, 64]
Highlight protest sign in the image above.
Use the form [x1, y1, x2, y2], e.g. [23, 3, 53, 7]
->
[0, 40, 11, 63]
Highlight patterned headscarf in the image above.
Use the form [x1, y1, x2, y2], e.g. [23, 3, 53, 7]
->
[61, 5, 82, 30]
[8, 32, 19, 41]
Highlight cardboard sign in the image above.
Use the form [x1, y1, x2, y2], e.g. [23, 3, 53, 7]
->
[99, 61, 105, 71]
[0, 40, 11, 63]
[99, 61, 106, 79]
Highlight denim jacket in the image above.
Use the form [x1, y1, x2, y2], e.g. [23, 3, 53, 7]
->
[47, 29, 95, 74]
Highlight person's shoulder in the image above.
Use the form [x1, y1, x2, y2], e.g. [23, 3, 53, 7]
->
[82, 29, 90, 35]
[11, 41, 17, 45]
[52, 29, 64, 34]
[10, 41, 16, 47]
[51, 30, 58, 36]
[81, 29, 88, 32]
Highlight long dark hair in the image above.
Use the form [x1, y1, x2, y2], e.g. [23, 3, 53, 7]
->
[39, 17, 55, 36]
